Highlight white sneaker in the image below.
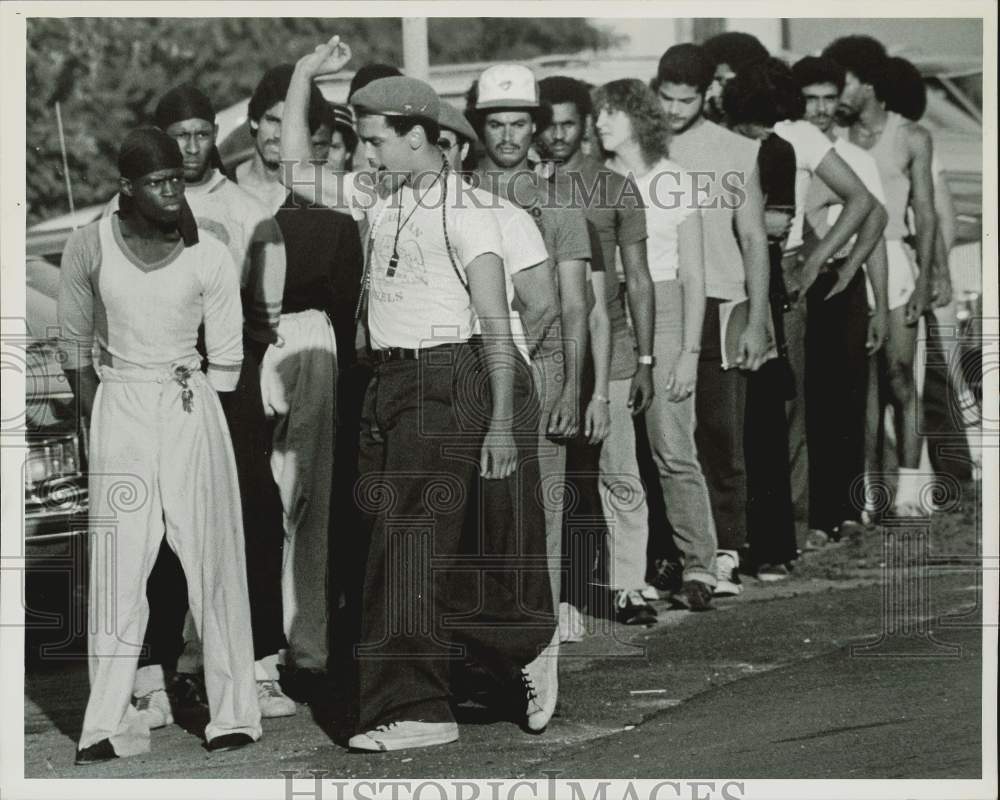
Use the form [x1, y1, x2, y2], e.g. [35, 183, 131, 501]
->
[133, 688, 173, 729]
[521, 632, 559, 732]
[639, 585, 661, 602]
[256, 679, 297, 718]
[558, 602, 585, 643]
[714, 552, 743, 597]
[348, 721, 459, 752]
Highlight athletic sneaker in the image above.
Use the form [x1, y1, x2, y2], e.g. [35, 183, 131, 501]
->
[348, 721, 459, 752]
[558, 602, 586, 643]
[714, 552, 743, 597]
[133, 687, 173, 729]
[521, 632, 559, 732]
[639, 585, 661, 602]
[256, 679, 297, 718]
[756, 563, 792, 582]
[614, 590, 658, 626]
[835, 519, 867, 544]
[803, 529, 831, 551]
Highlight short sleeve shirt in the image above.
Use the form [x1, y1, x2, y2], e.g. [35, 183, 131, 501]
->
[614, 158, 697, 284]
[773, 119, 835, 250]
[486, 172, 592, 359]
[365, 172, 503, 349]
[668, 119, 759, 301]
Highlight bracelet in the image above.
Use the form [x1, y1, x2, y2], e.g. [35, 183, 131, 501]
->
[637, 355, 656, 366]
[591, 394, 611, 405]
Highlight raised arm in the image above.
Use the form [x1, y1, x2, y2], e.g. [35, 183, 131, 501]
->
[281, 36, 353, 208]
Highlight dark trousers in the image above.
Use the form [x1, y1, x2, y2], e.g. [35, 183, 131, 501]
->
[356, 342, 554, 730]
[695, 298, 748, 553]
[744, 359, 798, 567]
[805, 268, 869, 531]
[139, 343, 286, 668]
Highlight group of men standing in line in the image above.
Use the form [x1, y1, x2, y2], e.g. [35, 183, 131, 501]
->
[59, 28, 955, 762]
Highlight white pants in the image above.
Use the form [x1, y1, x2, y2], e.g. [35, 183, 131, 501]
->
[867, 239, 918, 312]
[260, 310, 337, 671]
[80, 363, 261, 755]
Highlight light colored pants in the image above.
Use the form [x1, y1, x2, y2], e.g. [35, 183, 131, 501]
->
[531, 351, 568, 612]
[600, 280, 718, 590]
[80, 363, 260, 756]
[261, 310, 338, 672]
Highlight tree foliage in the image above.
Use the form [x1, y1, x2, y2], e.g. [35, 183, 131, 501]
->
[26, 17, 619, 224]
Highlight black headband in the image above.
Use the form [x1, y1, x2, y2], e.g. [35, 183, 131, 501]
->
[155, 84, 216, 130]
[154, 85, 228, 177]
[118, 126, 199, 247]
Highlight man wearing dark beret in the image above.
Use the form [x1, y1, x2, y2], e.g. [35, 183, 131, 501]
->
[283, 36, 555, 752]
[62, 127, 261, 764]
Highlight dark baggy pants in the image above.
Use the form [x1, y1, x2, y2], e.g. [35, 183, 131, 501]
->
[139, 340, 286, 669]
[805, 268, 870, 531]
[745, 246, 798, 568]
[744, 359, 798, 567]
[695, 298, 748, 553]
[355, 342, 554, 730]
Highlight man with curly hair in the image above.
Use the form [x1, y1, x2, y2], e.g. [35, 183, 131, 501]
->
[823, 35, 938, 517]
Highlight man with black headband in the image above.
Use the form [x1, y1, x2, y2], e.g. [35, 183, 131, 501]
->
[61, 127, 260, 763]
[285, 36, 555, 751]
[106, 84, 294, 722]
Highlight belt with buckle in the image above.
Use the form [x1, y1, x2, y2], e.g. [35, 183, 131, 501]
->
[369, 342, 462, 365]
[370, 347, 422, 364]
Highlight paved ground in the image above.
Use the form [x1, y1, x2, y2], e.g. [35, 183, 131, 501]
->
[22, 491, 987, 780]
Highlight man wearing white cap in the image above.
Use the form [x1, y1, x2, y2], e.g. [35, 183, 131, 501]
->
[283, 37, 556, 751]
[467, 63, 593, 626]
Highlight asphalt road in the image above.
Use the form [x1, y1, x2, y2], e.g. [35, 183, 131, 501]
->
[22, 567, 984, 781]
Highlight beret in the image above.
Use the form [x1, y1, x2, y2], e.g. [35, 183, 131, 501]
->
[349, 76, 440, 123]
[437, 102, 478, 143]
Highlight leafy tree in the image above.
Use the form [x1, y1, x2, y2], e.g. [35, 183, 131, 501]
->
[26, 17, 619, 224]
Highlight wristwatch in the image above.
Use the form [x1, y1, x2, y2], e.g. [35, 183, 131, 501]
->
[637, 355, 656, 367]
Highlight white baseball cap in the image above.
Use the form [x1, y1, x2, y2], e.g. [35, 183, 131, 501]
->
[476, 64, 538, 109]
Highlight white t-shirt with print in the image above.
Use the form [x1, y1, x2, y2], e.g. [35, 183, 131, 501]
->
[611, 158, 697, 283]
[365, 172, 503, 349]
[774, 119, 835, 250]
